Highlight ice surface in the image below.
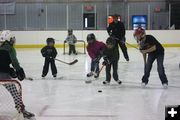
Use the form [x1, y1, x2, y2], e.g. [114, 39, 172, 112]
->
[9, 48, 180, 120]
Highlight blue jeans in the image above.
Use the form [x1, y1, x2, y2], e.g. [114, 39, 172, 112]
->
[90, 60, 99, 73]
[142, 53, 168, 84]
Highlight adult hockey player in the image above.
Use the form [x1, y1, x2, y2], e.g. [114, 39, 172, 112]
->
[133, 27, 168, 88]
[102, 37, 122, 85]
[41, 38, 57, 78]
[0, 30, 35, 119]
[107, 14, 129, 61]
[86, 33, 106, 78]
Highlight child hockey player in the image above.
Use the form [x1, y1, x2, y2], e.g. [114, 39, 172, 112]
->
[0, 30, 35, 119]
[64, 29, 77, 55]
[133, 27, 168, 88]
[41, 38, 57, 78]
[86, 33, 106, 78]
[102, 37, 122, 85]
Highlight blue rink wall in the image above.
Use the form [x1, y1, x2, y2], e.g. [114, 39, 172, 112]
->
[7, 30, 180, 48]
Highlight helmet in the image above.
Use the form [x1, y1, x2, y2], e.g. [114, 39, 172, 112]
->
[0, 30, 16, 45]
[68, 29, 73, 35]
[106, 37, 115, 46]
[68, 29, 73, 33]
[46, 38, 55, 44]
[133, 27, 145, 41]
[87, 33, 96, 43]
[106, 37, 115, 49]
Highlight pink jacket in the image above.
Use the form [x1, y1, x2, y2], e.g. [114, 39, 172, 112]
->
[87, 41, 106, 59]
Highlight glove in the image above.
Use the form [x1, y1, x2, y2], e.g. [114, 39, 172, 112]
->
[73, 40, 77, 43]
[108, 32, 112, 37]
[92, 57, 100, 63]
[9, 68, 17, 78]
[64, 40, 67, 43]
[92, 53, 103, 63]
[42, 52, 47, 57]
[102, 61, 107, 65]
[102, 58, 110, 65]
[139, 41, 148, 50]
[16, 67, 26, 81]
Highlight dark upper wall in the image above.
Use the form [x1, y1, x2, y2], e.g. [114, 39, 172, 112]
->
[0, 0, 170, 30]
[0, 0, 167, 3]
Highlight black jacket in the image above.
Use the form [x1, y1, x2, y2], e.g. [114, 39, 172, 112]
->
[142, 35, 164, 55]
[41, 46, 57, 59]
[103, 46, 119, 62]
[107, 21, 125, 40]
[0, 41, 21, 73]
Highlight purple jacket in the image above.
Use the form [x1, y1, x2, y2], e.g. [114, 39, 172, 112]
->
[87, 41, 106, 59]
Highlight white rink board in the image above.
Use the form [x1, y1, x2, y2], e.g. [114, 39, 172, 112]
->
[10, 30, 180, 45]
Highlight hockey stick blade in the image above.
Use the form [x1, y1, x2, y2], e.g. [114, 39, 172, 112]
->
[125, 42, 139, 50]
[69, 59, 78, 65]
[55, 58, 78, 65]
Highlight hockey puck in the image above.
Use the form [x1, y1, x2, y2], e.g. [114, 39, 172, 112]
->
[85, 80, 92, 83]
[28, 77, 33, 81]
[25, 77, 33, 81]
[98, 90, 102, 92]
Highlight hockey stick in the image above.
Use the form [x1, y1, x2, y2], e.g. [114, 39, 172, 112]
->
[112, 36, 139, 50]
[55, 58, 78, 65]
[98, 64, 105, 75]
[125, 42, 139, 50]
[125, 42, 147, 66]
[92, 64, 105, 76]
[91, 64, 105, 77]
[142, 53, 147, 66]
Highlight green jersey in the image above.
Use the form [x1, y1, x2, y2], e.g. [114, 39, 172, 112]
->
[0, 41, 21, 73]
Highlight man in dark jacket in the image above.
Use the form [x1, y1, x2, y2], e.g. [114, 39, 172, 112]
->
[107, 14, 129, 61]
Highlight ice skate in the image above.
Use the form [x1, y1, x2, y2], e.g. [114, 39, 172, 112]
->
[126, 58, 129, 62]
[94, 72, 99, 78]
[141, 82, 147, 88]
[53, 74, 57, 78]
[86, 72, 94, 77]
[41, 74, 45, 79]
[103, 80, 110, 85]
[116, 80, 122, 84]
[162, 83, 168, 89]
[22, 110, 35, 120]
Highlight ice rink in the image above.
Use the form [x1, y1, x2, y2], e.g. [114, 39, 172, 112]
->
[9, 48, 180, 120]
